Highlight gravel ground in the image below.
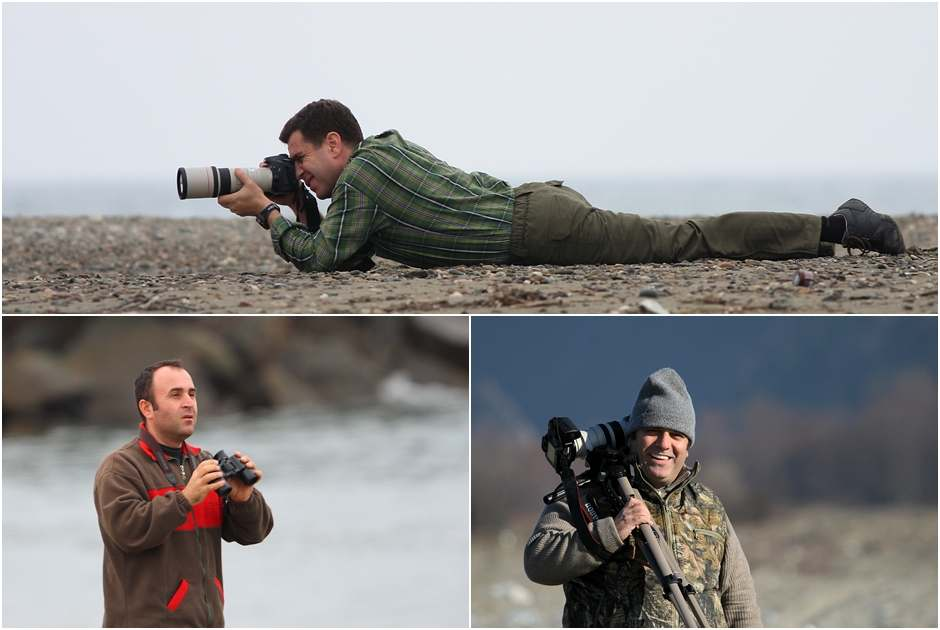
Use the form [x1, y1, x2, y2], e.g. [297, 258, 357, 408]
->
[2, 215, 935, 313]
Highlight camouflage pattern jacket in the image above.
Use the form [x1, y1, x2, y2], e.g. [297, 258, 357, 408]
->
[524, 465, 761, 627]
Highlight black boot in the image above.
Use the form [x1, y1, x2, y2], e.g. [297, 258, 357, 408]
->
[831, 198, 905, 255]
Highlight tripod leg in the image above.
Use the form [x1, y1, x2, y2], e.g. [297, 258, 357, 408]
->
[686, 593, 710, 628]
[666, 583, 701, 628]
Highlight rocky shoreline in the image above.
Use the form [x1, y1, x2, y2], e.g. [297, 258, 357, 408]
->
[2, 316, 468, 435]
[3, 215, 936, 313]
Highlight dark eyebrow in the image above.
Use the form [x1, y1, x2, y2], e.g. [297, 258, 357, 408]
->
[289, 152, 303, 161]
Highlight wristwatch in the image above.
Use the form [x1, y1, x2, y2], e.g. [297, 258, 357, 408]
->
[256, 203, 279, 230]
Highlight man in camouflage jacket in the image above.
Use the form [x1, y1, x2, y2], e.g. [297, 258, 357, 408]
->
[524, 368, 761, 627]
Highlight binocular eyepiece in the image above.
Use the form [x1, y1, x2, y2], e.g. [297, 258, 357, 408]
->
[177, 154, 299, 200]
[213, 450, 260, 498]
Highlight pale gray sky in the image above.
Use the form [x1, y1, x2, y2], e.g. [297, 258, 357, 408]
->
[3, 2, 937, 186]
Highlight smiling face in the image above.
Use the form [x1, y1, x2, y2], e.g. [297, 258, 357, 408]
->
[140, 366, 197, 447]
[630, 427, 689, 488]
[287, 130, 353, 199]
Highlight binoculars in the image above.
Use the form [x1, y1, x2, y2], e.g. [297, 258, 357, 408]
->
[213, 450, 260, 498]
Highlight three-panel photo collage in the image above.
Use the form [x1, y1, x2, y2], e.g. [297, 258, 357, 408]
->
[2, 3, 937, 629]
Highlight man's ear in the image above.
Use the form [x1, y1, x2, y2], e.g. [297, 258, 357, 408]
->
[139, 399, 153, 421]
[325, 131, 344, 155]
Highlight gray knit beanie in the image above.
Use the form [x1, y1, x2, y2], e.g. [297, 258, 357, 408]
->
[628, 368, 695, 446]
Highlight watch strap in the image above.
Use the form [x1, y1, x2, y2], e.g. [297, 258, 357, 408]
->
[256, 203, 279, 230]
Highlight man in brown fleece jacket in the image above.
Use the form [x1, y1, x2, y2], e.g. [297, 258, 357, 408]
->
[93, 360, 274, 627]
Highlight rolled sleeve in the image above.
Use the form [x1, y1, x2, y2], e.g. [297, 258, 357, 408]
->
[269, 182, 377, 272]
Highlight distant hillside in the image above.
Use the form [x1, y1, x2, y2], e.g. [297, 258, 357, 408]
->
[472, 367, 937, 530]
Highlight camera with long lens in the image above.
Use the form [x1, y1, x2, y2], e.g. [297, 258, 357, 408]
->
[177, 154, 299, 199]
[542, 416, 632, 470]
[213, 450, 260, 498]
[541, 417, 633, 520]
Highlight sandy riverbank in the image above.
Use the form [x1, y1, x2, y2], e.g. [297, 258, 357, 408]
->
[2, 215, 936, 314]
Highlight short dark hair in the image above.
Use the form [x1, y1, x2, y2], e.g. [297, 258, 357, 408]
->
[134, 359, 184, 421]
[279, 99, 364, 147]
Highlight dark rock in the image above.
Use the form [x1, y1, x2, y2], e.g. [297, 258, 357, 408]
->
[1, 318, 469, 435]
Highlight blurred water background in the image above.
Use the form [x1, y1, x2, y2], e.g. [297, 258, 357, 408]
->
[3, 390, 468, 627]
[3, 174, 936, 218]
[2, 316, 469, 627]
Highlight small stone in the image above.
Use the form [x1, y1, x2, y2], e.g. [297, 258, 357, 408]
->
[792, 270, 815, 287]
[639, 286, 659, 298]
[638, 298, 669, 314]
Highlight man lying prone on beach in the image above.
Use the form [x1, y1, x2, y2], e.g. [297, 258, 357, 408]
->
[217, 99, 905, 273]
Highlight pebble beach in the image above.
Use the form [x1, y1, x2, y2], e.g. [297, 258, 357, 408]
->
[2, 215, 936, 314]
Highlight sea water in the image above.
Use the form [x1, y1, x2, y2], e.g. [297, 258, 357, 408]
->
[3, 173, 936, 218]
[2, 390, 468, 627]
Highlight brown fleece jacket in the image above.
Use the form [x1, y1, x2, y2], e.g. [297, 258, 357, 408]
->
[93, 426, 274, 627]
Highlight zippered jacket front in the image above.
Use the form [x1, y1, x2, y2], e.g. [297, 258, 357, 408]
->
[93, 425, 274, 627]
[524, 465, 761, 627]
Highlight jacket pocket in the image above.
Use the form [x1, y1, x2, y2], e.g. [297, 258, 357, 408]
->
[166, 579, 189, 612]
[214, 576, 224, 605]
[694, 528, 725, 542]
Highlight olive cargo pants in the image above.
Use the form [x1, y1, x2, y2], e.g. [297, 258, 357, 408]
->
[509, 181, 826, 264]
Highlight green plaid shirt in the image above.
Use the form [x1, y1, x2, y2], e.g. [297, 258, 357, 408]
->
[269, 130, 516, 271]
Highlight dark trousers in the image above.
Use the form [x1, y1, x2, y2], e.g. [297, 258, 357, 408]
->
[509, 181, 827, 264]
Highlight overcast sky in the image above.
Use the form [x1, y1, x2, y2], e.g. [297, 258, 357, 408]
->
[3, 2, 937, 185]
